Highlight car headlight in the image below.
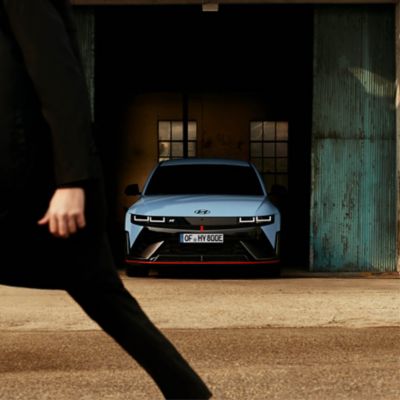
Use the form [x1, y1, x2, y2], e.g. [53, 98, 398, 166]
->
[131, 214, 166, 224]
[256, 215, 274, 224]
[238, 215, 274, 225]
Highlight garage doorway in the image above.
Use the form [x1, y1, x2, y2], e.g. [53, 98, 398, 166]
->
[95, 5, 313, 268]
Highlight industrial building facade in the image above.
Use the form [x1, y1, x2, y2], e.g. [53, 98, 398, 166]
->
[71, 0, 400, 273]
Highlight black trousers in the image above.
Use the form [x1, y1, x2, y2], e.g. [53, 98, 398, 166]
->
[0, 182, 212, 399]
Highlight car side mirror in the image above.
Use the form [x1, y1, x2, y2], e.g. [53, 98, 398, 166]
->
[125, 184, 141, 196]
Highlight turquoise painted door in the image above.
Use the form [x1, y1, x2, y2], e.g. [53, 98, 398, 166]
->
[311, 6, 396, 272]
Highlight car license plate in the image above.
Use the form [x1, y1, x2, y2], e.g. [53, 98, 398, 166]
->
[180, 233, 224, 243]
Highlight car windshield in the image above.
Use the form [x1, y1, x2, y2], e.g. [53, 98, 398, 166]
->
[144, 164, 264, 195]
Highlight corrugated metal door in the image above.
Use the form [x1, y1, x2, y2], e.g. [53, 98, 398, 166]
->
[311, 6, 396, 272]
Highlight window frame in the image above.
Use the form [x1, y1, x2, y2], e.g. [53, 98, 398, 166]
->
[249, 120, 289, 190]
[157, 120, 197, 162]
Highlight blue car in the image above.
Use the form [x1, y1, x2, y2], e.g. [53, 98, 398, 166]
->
[124, 158, 281, 275]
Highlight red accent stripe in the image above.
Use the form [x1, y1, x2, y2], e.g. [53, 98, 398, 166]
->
[125, 259, 280, 265]
[200, 225, 204, 231]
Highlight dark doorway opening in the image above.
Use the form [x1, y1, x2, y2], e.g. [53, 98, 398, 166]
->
[95, 5, 313, 269]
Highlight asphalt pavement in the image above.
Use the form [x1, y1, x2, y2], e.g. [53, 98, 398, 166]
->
[0, 273, 399, 399]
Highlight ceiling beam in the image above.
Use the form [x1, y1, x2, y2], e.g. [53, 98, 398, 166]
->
[71, 0, 398, 6]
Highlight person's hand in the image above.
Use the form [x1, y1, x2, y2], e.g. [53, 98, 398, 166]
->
[38, 188, 86, 238]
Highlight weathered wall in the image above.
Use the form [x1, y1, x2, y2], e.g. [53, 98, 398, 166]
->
[117, 93, 271, 221]
[311, 6, 397, 272]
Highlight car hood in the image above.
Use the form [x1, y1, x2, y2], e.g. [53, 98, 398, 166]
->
[128, 195, 276, 217]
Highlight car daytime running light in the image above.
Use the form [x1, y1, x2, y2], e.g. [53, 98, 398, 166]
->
[132, 215, 166, 223]
[239, 217, 255, 223]
[131, 214, 274, 225]
[239, 215, 274, 224]
[256, 215, 273, 223]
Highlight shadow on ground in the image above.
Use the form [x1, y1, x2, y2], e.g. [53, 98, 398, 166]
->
[126, 265, 285, 280]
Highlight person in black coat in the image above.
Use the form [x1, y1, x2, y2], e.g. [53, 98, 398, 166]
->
[0, 1, 212, 398]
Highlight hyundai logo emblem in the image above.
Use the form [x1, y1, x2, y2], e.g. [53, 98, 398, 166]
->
[194, 209, 211, 215]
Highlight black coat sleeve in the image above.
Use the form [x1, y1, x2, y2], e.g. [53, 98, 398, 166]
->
[2, 0, 97, 186]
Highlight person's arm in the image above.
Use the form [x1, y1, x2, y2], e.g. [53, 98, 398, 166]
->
[3, 0, 95, 186]
[3, 0, 95, 237]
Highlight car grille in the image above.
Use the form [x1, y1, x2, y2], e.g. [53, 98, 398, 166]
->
[129, 227, 275, 261]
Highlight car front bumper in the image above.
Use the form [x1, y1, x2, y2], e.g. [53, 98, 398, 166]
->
[125, 224, 280, 267]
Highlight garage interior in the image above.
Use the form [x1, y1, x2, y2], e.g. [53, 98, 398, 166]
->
[94, 5, 314, 268]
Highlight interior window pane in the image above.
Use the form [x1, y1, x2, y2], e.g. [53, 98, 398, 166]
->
[172, 122, 183, 140]
[250, 143, 262, 157]
[158, 121, 170, 140]
[263, 121, 275, 141]
[276, 122, 288, 141]
[188, 141, 196, 157]
[276, 143, 288, 157]
[276, 158, 288, 173]
[250, 121, 263, 141]
[159, 142, 170, 157]
[171, 142, 183, 157]
[263, 143, 275, 157]
[263, 158, 275, 173]
[188, 121, 197, 140]
[249, 120, 289, 191]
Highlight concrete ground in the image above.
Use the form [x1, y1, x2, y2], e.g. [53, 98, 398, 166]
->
[1, 274, 399, 331]
[0, 273, 399, 399]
